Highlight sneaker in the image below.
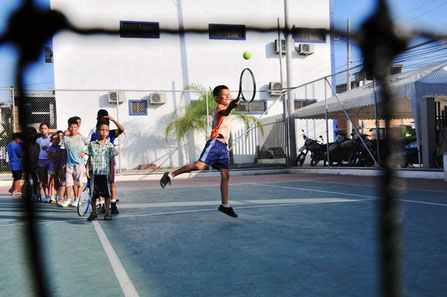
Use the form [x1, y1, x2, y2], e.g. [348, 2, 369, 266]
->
[61, 200, 71, 208]
[70, 199, 78, 207]
[111, 205, 119, 215]
[104, 213, 112, 221]
[87, 213, 97, 221]
[100, 205, 106, 214]
[218, 205, 238, 218]
[160, 172, 171, 188]
[50, 197, 56, 204]
[12, 191, 22, 197]
[42, 196, 50, 203]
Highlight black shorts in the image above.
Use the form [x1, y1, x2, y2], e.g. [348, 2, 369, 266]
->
[91, 175, 111, 200]
[12, 170, 22, 180]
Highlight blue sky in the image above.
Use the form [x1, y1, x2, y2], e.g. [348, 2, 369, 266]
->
[0, 0, 446, 89]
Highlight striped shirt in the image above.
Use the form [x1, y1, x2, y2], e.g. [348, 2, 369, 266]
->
[87, 140, 116, 175]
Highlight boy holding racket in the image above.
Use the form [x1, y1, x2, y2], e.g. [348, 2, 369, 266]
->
[90, 109, 125, 214]
[86, 120, 117, 221]
[160, 85, 239, 217]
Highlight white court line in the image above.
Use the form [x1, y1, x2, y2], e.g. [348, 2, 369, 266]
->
[116, 198, 356, 210]
[252, 183, 447, 207]
[115, 198, 361, 219]
[252, 183, 378, 199]
[92, 221, 140, 297]
[0, 198, 360, 226]
[117, 200, 245, 209]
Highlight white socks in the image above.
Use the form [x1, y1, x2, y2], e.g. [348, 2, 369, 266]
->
[168, 172, 174, 179]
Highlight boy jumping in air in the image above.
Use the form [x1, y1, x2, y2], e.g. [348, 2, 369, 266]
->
[160, 85, 239, 218]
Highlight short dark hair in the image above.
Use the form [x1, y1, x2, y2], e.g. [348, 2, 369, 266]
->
[12, 133, 22, 140]
[68, 117, 79, 126]
[213, 85, 229, 97]
[56, 130, 64, 134]
[97, 109, 109, 120]
[39, 123, 49, 129]
[24, 127, 38, 144]
[96, 119, 109, 130]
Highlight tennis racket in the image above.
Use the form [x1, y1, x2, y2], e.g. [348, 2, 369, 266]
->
[235, 68, 256, 103]
[77, 180, 91, 216]
[114, 131, 126, 146]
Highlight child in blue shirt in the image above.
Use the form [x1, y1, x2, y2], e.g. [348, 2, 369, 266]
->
[7, 133, 23, 197]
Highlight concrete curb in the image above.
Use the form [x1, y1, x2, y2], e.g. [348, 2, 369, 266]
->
[289, 168, 444, 179]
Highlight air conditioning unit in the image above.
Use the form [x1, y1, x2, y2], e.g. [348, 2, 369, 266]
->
[107, 91, 126, 104]
[269, 81, 283, 96]
[275, 39, 286, 54]
[296, 43, 315, 55]
[149, 92, 166, 105]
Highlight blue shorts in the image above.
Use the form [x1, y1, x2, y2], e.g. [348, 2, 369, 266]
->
[199, 139, 229, 170]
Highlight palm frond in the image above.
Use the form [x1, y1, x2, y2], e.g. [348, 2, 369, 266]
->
[164, 84, 263, 143]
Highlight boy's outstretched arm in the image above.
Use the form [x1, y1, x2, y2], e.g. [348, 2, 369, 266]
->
[218, 100, 239, 117]
[105, 115, 125, 134]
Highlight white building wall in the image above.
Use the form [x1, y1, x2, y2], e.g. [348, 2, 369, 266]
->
[51, 0, 332, 169]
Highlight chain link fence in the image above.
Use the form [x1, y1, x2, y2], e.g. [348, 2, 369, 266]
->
[291, 39, 447, 169]
[2, 40, 446, 172]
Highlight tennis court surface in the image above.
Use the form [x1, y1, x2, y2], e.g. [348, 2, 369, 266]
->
[1, 172, 446, 297]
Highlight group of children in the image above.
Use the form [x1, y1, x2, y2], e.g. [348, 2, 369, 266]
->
[8, 85, 240, 219]
[6, 109, 125, 221]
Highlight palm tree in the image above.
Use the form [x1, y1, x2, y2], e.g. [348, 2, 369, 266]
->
[165, 83, 263, 145]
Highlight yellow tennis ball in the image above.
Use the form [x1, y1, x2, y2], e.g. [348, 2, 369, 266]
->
[243, 51, 252, 60]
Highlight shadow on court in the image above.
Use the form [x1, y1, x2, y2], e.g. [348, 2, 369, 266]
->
[0, 173, 446, 297]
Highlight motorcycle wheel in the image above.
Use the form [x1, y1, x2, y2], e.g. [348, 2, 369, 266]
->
[328, 152, 338, 166]
[310, 158, 320, 166]
[435, 155, 443, 169]
[297, 153, 306, 166]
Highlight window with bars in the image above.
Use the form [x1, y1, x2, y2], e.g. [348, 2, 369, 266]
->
[237, 100, 267, 114]
[292, 27, 326, 42]
[209, 24, 246, 40]
[294, 99, 317, 110]
[120, 21, 160, 38]
[129, 100, 148, 116]
[14, 95, 57, 129]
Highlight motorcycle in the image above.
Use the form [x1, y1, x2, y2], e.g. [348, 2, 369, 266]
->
[352, 133, 378, 167]
[296, 130, 322, 166]
[309, 136, 328, 166]
[327, 134, 347, 166]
